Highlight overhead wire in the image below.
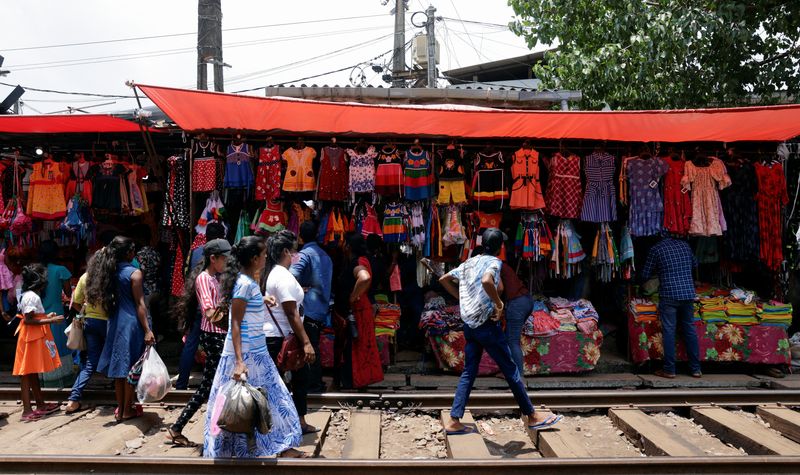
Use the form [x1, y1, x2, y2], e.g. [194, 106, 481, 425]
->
[0, 80, 135, 98]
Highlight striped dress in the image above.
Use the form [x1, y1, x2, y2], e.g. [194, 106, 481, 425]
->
[382, 202, 407, 243]
[204, 274, 302, 458]
[580, 152, 617, 223]
[404, 149, 432, 200]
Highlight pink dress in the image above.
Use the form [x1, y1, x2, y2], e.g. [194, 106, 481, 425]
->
[681, 159, 731, 236]
[0, 249, 14, 290]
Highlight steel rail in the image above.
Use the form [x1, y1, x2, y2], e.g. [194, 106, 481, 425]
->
[1, 455, 799, 474]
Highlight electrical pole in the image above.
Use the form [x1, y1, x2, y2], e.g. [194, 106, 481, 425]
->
[197, 0, 223, 92]
[391, 0, 406, 87]
[425, 5, 436, 88]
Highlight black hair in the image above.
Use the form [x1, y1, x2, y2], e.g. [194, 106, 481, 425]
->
[298, 220, 318, 245]
[366, 233, 384, 255]
[472, 245, 486, 256]
[346, 232, 368, 259]
[206, 222, 226, 241]
[173, 255, 211, 333]
[85, 236, 136, 312]
[266, 230, 297, 275]
[38, 240, 59, 266]
[130, 223, 153, 246]
[21, 264, 47, 295]
[218, 236, 266, 310]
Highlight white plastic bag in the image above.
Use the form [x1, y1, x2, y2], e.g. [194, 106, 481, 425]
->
[135, 346, 172, 403]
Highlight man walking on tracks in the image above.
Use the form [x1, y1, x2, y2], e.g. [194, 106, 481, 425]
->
[439, 228, 562, 434]
[642, 235, 702, 379]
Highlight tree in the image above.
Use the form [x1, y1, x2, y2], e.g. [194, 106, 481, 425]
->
[508, 1, 800, 110]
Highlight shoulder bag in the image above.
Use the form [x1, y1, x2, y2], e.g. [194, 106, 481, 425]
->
[265, 304, 305, 372]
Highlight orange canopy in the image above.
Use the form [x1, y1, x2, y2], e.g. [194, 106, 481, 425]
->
[138, 84, 800, 142]
[0, 114, 146, 134]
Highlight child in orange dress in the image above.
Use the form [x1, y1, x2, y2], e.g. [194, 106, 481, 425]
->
[13, 264, 63, 421]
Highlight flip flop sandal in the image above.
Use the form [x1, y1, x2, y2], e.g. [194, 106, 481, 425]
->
[166, 429, 197, 448]
[301, 425, 320, 435]
[528, 414, 563, 431]
[38, 403, 60, 415]
[65, 403, 89, 415]
[21, 411, 45, 422]
[445, 426, 476, 436]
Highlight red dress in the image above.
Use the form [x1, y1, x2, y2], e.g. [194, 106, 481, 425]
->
[351, 257, 384, 388]
[755, 162, 788, 270]
[545, 153, 582, 218]
[317, 146, 348, 201]
[255, 145, 281, 201]
[662, 157, 692, 235]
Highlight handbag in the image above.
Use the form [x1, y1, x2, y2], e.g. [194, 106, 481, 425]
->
[265, 304, 305, 372]
[207, 304, 229, 331]
[66, 305, 87, 351]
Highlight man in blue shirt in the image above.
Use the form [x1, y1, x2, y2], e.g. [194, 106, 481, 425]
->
[291, 221, 333, 393]
[642, 236, 702, 379]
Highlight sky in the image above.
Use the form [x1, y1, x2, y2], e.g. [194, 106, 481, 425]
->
[1, 0, 538, 115]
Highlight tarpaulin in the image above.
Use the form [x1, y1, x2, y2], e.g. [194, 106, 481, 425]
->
[138, 84, 800, 142]
[0, 114, 145, 134]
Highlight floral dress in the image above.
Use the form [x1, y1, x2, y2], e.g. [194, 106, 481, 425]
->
[681, 158, 731, 237]
[347, 146, 377, 196]
[626, 156, 668, 236]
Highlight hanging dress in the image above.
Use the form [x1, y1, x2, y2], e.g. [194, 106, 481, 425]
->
[65, 160, 93, 205]
[191, 141, 219, 192]
[754, 161, 788, 271]
[223, 142, 255, 190]
[662, 156, 692, 235]
[545, 152, 582, 219]
[681, 158, 731, 237]
[721, 161, 759, 262]
[281, 146, 317, 192]
[510, 148, 545, 210]
[382, 202, 407, 243]
[404, 148, 432, 201]
[436, 147, 467, 204]
[27, 159, 68, 220]
[580, 151, 617, 222]
[254, 144, 281, 201]
[162, 154, 190, 229]
[347, 146, 378, 196]
[375, 147, 404, 197]
[472, 151, 508, 212]
[253, 200, 287, 235]
[317, 146, 348, 201]
[627, 156, 669, 237]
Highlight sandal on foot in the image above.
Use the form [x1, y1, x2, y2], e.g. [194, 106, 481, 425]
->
[166, 429, 197, 447]
[65, 403, 88, 415]
[38, 403, 60, 415]
[21, 411, 44, 422]
[528, 414, 563, 431]
[301, 424, 320, 435]
[445, 426, 475, 435]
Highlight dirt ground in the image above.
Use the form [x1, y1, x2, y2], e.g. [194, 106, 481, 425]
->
[473, 413, 541, 458]
[558, 414, 644, 457]
[380, 410, 447, 459]
[652, 411, 744, 456]
[318, 409, 349, 458]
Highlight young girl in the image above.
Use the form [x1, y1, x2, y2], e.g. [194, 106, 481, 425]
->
[13, 264, 63, 421]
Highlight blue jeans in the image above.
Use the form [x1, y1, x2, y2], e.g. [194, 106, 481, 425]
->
[69, 318, 108, 402]
[450, 319, 533, 419]
[176, 315, 202, 390]
[504, 295, 533, 377]
[659, 297, 701, 374]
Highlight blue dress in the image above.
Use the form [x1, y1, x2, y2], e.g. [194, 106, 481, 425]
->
[204, 274, 302, 458]
[41, 263, 73, 386]
[97, 263, 145, 379]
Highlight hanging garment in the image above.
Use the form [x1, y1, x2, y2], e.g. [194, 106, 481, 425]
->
[515, 214, 553, 262]
[441, 205, 466, 247]
[360, 204, 383, 237]
[404, 149, 432, 201]
[580, 151, 617, 222]
[161, 155, 190, 229]
[65, 160, 93, 205]
[125, 165, 147, 215]
[382, 202, 407, 243]
[282, 146, 317, 192]
[317, 146, 348, 201]
[662, 156, 692, 235]
[591, 223, 619, 283]
[287, 202, 312, 235]
[550, 219, 585, 279]
[191, 141, 219, 192]
[223, 142, 255, 190]
[27, 159, 68, 220]
[437, 147, 467, 205]
[472, 152, 507, 212]
[619, 225, 635, 280]
[545, 153, 582, 218]
[92, 162, 127, 212]
[409, 204, 426, 249]
[720, 161, 759, 262]
[375, 147, 404, 197]
[347, 146, 378, 196]
[755, 161, 788, 271]
[253, 200, 287, 235]
[255, 144, 281, 201]
[682, 158, 731, 236]
[171, 244, 185, 298]
[427, 205, 443, 257]
[627, 156, 669, 236]
[195, 191, 226, 235]
[235, 209, 253, 242]
[510, 148, 545, 210]
[618, 156, 637, 206]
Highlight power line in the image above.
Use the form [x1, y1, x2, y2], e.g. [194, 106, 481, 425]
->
[3, 14, 390, 52]
[0, 80, 135, 98]
[439, 17, 509, 29]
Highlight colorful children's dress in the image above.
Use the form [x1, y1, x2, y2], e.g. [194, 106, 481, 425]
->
[13, 291, 61, 376]
[281, 146, 317, 192]
[627, 156, 669, 236]
[510, 147, 545, 210]
[347, 146, 378, 196]
[681, 158, 731, 236]
[375, 147, 404, 197]
[255, 144, 281, 201]
[545, 153, 582, 219]
[404, 148, 432, 201]
[317, 146, 348, 201]
[580, 151, 616, 222]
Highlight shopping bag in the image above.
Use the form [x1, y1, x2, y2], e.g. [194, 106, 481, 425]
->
[135, 345, 172, 403]
[65, 303, 86, 351]
[216, 378, 257, 434]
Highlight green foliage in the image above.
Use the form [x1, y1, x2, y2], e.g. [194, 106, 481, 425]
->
[508, 0, 800, 109]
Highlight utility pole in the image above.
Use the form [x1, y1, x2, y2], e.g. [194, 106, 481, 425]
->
[391, 0, 406, 87]
[197, 0, 224, 92]
[425, 5, 436, 88]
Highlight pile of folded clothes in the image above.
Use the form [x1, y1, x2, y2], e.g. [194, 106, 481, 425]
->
[374, 297, 402, 338]
[419, 296, 463, 335]
[698, 297, 727, 323]
[629, 298, 658, 323]
[758, 302, 793, 327]
[725, 299, 759, 325]
[522, 297, 600, 336]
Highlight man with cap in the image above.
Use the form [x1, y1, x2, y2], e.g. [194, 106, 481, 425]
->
[439, 228, 562, 434]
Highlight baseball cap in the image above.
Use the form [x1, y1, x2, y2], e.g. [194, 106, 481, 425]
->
[204, 238, 232, 256]
[481, 228, 507, 255]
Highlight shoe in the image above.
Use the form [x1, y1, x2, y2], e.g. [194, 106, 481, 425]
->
[654, 369, 676, 379]
[691, 372, 702, 378]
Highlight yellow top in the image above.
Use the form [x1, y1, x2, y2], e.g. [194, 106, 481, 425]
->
[73, 274, 108, 321]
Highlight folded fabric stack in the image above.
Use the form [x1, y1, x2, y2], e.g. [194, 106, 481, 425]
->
[693, 302, 702, 322]
[630, 298, 658, 323]
[552, 308, 578, 332]
[698, 297, 727, 323]
[374, 302, 402, 337]
[758, 302, 793, 327]
[419, 297, 463, 334]
[572, 299, 599, 334]
[725, 300, 759, 326]
[522, 310, 561, 337]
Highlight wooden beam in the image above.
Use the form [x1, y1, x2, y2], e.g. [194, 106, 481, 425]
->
[298, 410, 332, 458]
[440, 411, 492, 459]
[756, 406, 800, 444]
[537, 429, 592, 458]
[691, 406, 800, 455]
[609, 408, 704, 456]
[342, 410, 381, 459]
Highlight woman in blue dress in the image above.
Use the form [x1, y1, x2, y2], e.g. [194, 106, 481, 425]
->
[38, 240, 73, 387]
[88, 236, 155, 422]
[204, 235, 303, 458]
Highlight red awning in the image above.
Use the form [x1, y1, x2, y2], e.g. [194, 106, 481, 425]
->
[138, 84, 800, 142]
[0, 114, 146, 134]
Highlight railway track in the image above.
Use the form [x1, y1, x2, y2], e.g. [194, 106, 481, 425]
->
[1, 388, 799, 473]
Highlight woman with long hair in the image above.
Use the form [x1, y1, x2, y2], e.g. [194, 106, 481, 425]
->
[263, 230, 317, 434]
[203, 235, 304, 458]
[89, 236, 155, 423]
[38, 240, 73, 387]
[334, 232, 383, 389]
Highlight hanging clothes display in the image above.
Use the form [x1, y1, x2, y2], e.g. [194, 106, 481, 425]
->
[618, 155, 637, 206]
[720, 160, 759, 262]
[580, 151, 617, 222]
[427, 205, 443, 257]
[91, 160, 127, 212]
[472, 151, 507, 212]
[195, 191, 226, 235]
[662, 154, 692, 235]
[404, 148, 432, 201]
[550, 219, 585, 279]
[436, 147, 467, 205]
[125, 164, 148, 215]
[255, 144, 281, 201]
[323, 208, 348, 245]
[545, 152, 582, 218]
[162, 154, 190, 229]
[347, 146, 378, 197]
[755, 161, 788, 271]
[591, 223, 619, 282]
[235, 209, 253, 242]
[382, 202, 407, 243]
[619, 225, 635, 280]
[27, 158, 68, 220]
[191, 140, 219, 192]
[223, 141, 255, 191]
[510, 147, 545, 210]
[375, 146, 404, 197]
[287, 202, 312, 235]
[627, 155, 668, 236]
[360, 204, 383, 237]
[515, 213, 552, 262]
[682, 158, 731, 236]
[253, 200, 287, 235]
[317, 145, 348, 201]
[65, 155, 93, 205]
[441, 205, 466, 247]
[282, 146, 317, 192]
[409, 203, 426, 249]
